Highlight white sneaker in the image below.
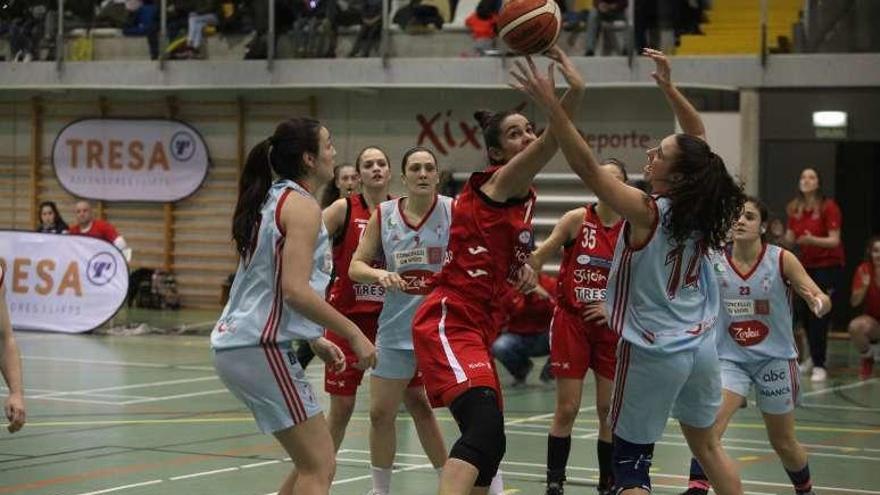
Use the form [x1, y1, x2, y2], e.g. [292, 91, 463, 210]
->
[811, 366, 828, 382]
[798, 358, 814, 374]
[871, 342, 880, 362]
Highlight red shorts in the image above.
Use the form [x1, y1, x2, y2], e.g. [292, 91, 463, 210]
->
[324, 313, 379, 395]
[550, 305, 619, 380]
[412, 292, 503, 409]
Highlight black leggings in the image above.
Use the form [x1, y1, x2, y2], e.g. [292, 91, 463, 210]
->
[796, 266, 840, 368]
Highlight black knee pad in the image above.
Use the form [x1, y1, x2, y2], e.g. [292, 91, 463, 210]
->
[612, 434, 654, 492]
[448, 387, 506, 487]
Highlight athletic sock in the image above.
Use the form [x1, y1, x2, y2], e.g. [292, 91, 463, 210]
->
[785, 463, 813, 494]
[546, 435, 571, 486]
[597, 439, 614, 490]
[370, 465, 392, 495]
[687, 457, 710, 493]
[488, 469, 504, 495]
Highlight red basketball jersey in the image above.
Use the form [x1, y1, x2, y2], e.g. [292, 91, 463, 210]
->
[433, 167, 537, 310]
[557, 204, 623, 312]
[326, 194, 386, 317]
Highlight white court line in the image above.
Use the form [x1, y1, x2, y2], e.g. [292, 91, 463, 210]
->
[330, 457, 435, 487]
[31, 376, 219, 399]
[504, 406, 594, 426]
[27, 396, 127, 406]
[169, 467, 239, 481]
[119, 389, 228, 405]
[800, 402, 880, 412]
[22, 355, 215, 371]
[69, 479, 163, 495]
[240, 460, 282, 469]
[802, 377, 879, 397]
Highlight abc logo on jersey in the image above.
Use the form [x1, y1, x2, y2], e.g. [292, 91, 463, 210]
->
[762, 368, 787, 383]
[728, 320, 770, 346]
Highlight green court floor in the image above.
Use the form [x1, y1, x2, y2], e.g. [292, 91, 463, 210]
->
[1, 315, 878, 494]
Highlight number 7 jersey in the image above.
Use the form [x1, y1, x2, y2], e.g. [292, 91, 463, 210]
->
[605, 196, 720, 353]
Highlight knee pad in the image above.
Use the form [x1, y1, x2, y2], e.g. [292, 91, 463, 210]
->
[448, 387, 506, 487]
[612, 434, 654, 492]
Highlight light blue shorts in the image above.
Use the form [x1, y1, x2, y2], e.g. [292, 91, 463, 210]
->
[610, 335, 721, 444]
[720, 358, 800, 415]
[373, 346, 419, 381]
[213, 342, 322, 434]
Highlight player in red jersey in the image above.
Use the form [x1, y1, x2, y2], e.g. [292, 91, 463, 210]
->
[529, 160, 627, 495]
[849, 235, 880, 380]
[410, 48, 585, 495]
[322, 146, 393, 450]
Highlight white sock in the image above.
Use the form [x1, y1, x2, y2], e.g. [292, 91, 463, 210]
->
[371, 465, 392, 495]
[488, 469, 504, 494]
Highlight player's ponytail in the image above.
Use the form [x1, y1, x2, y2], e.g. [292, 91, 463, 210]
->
[232, 117, 321, 258]
[474, 109, 517, 165]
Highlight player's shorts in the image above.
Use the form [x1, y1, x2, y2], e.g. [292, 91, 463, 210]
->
[214, 341, 321, 434]
[720, 358, 800, 415]
[373, 346, 424, 386]
[609, 334, 721, 444]
[550, 305, 619, 380]
[324, 313, 379, 395]
[412, 293, 503, 409]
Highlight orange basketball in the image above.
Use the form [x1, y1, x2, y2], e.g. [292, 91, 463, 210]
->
[497, 0, 562, 55]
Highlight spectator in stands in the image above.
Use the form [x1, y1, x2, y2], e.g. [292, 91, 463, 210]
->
[349, 0, 382, 57]
[849, 235, 880, 380]
[122, 0, 159, 59]
[0, 264, 26, 434]
[490, 274, 558, 386]
[36, 201, 69, 234]
[291, 0, 338, 58]
[96, 0, 131, 28]
[182, 0, 220, 58]
[583, 0, 627, 56]
[765, 216, 786, 246]
[464, 0, 498, 56]
[785, 167, 845, 382]
[69, 201, 130, 257]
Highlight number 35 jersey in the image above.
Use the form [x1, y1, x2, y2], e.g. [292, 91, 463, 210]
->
[713, 243, 796, 362]
[605, 196, 719, 354]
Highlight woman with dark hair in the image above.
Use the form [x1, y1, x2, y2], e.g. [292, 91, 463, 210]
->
[321, 146, 394, 451]
[784, 167, 844, 382]
[529, 158, 628, 495]
[350, 147, 451, 495]
[681, 196, 828, 495]
[211, 118, 376, 495]
[36, 201, 68, 234]
[410, 46, 585, 494]
[849, 235, 880, 380]
[320, 163, 360, 208]
[515, 48, 746, 495]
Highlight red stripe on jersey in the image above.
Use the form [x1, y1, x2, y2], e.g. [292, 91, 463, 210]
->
[611, 248, 633, 335]
[260, 237, 285, 344]
[270, 345, 307, 421]
[609, 341, 631, 430]
[275, 188, 293, 236]
[262, 345, 304, 423]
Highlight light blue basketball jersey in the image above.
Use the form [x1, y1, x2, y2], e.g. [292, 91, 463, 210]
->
[713, 244, 796, 361]
[211, 180, 333, 349]
[376, 195, 452, 350]
[606, 196, 719, 353]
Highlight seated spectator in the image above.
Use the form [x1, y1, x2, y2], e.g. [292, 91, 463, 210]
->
[491, 274, 558, 386]
[465, 0, 498, 56]
[290, 0, 338, 58]
[122, 0, 159, 59]
[349, 0, 382, 57]
[96, 0, 132, 28]
[584, 0, 627, 56]
[181, 0, 220, 59]
[849, 235, 880, 380]
[36, 201, 68, 234]
[69, 201, 131, 260]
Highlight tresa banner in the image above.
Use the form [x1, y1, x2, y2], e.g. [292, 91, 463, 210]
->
[52, 118, 210, 202]
[0, 232, 129, 333]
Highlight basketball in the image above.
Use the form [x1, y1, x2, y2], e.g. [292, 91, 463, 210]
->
[497, 0, 562, 55]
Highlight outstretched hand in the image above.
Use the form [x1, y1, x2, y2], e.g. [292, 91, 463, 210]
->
[544, 46, 585, 91]
[643, 48, 671, 87]
[509, 55, 558, 111]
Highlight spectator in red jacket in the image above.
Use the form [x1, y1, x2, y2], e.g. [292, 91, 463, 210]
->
[491, 274, 558, 386]
[465, 0, 499, 56]
[849, 235, 880, 380]
[69, 201, 130, 259]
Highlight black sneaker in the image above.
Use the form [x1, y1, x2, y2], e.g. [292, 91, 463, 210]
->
[546, 482, 564, 495]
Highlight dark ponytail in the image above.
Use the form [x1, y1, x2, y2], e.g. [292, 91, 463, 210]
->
[232, 117, 322, 258]
[474, 109, 518, 165]
[664, 134, 745, 248]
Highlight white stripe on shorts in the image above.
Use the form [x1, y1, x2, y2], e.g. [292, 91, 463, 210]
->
[438, 297, 467, 383]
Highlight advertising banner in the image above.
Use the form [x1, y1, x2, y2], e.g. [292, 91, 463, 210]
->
[0, 232, 129, 333]
[52, 118, 210, 202]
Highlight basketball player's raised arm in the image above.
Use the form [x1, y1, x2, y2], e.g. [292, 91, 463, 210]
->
[280, 195, 376, 369]
[322, 197, 348, 239]
[512, 58, 655, 230]
[529, 208, 582, 272]
[644, 48, 706, 141]
[782, 249, 832, 318]
[349, 211, 405, 291]
[0, 281, 25, 433]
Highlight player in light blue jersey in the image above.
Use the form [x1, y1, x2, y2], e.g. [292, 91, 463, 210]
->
[211, 118, 376, 495]
[349, 147, 452, 495]
[513, 49, 746, 494]
[681, 198, 829, 495]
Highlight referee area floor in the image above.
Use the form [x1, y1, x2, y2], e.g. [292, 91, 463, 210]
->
[2, 309, 879, 495]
